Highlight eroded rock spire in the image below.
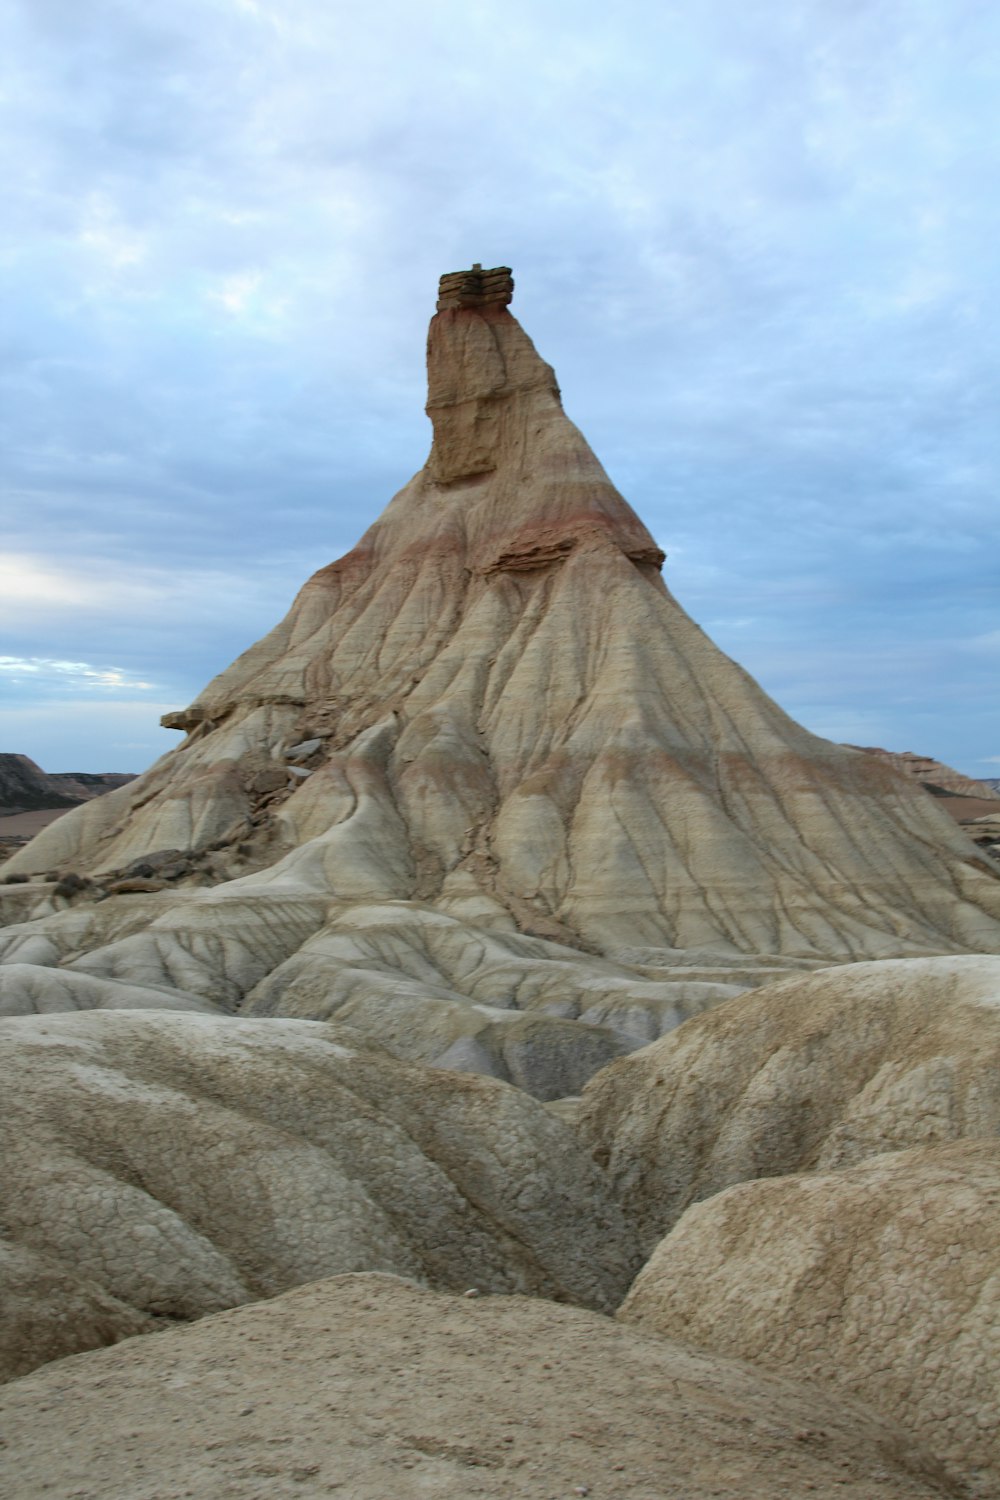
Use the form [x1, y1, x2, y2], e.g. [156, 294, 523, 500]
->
[3, 270, 999, 1031]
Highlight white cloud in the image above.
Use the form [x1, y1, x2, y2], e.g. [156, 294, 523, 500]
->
[0, 551, 303, 635]
[2, 0, 998, 775]
[0, 555, 112, 614]
[209, 270, 262, 314]
[78, 193, 147, 271]
[0, 657, 155, 691]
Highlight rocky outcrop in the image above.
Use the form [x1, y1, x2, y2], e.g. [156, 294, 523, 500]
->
[0, 962, 222, 1017]
[0, 1010, 639, 1380]
[847, 747, 1000, 802]
[620, 1141, 1000, 1498]
[577, 955, 1000, 1249]
[0, 1273, 966, 1500]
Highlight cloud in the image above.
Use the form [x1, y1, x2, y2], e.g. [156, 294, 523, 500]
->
[0, 657, 155, 691]
[962, 631, 1000, 656]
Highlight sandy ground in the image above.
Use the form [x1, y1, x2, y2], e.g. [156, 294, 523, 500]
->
[0, 807, 70, 837]
[0, 1274, 967, 1500]
[934, 796, 1000, 824]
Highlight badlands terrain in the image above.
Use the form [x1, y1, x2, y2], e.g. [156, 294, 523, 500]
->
[2, 265, 999, 1499]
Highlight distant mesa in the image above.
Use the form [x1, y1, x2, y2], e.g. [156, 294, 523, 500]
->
[0, 754, 135, 818]
[847, 743, 1000, 810]
[0, 755, 136, 860]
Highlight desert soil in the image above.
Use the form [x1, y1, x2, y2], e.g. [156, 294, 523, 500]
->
[0, 808, 68, 837]
[0, 1274, 965, 1500]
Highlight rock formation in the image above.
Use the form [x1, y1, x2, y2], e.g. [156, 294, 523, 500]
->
[3, 267, 995, 996]
[620, 1140, 1000, 1498]
[846, 746, 1000, 803]
[0, 1273, 967, 1500]
[577, 954, 1000, 1248]
[0, 1009, 638, 1380]
[1, 268, 997, 1496]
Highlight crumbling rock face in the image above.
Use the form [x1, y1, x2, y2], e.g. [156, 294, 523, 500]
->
[577, 954, 1000, 1249]
[620, 1141, 1000, 1499]
[0, 1274, 967, 1500]
[0, 1010, 639, 1381]
[239, 899, 743, 1096]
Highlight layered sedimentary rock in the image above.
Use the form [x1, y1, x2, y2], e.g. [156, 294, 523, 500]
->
[0, 1009, 638, 1380]
[577, 954, 1000, 1248]
[620, 1140, 1000, 1498]
[848, 746, 1000, 803]
[0, 1273, 965, 1500]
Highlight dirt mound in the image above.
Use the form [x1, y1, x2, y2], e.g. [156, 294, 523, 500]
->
[0, 1273, 967, 1500]
[621, 1140, 1000, 1498]
[577, 954, 1000, 1248]
[0, 1010, 638, 1380]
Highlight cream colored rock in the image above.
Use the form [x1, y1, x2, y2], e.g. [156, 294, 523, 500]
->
[577, 955, 1000, 1247]
[0, 1010, 638, 1380]
[0, 1273, 965, 1500]
[0, 963, 220, 1016]
[620, 1141, 1000, 1498]
[0, 889, 193, 969]
[237, 898, 740, 1095]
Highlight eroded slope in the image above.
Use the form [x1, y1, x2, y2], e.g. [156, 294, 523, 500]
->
[0, 1009, 639, 1380]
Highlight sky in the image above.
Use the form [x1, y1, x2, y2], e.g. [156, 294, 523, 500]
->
[1, 0, 997, 776]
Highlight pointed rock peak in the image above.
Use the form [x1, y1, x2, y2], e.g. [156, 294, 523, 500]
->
[422, 266, 663, 571]
[426, 262, 562, 486]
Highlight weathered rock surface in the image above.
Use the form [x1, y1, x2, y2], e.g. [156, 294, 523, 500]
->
[238, 898, 745, 1092]
[0, 962, 220, 1016]
[620, 1141, 1000, 1498]
[577, 954, 1000, 1248]
[0, 1273, 967, 1500]
[0, 1009, 638, 1381]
